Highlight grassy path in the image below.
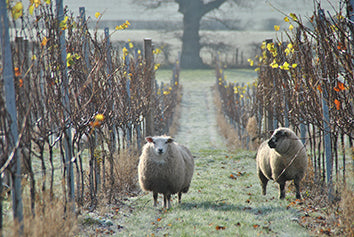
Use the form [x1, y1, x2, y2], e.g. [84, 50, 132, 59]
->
[81, 70, 310, 236]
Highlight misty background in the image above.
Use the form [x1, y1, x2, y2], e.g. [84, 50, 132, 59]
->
[61, 0, 341, 67]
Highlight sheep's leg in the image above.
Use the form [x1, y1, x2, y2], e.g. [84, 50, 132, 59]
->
[258, 169, 268, 195]
[167, 194, 172, 209]
[163, 194, 172, 209]
[178, 192, 182, 204]
[153, 192, 158, 207]
[294, 178, 302, 199]
[163, 194, 167, 208]
[278, 182, 286, 199]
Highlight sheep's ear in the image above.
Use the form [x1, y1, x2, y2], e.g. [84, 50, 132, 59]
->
[166, 138, 174, 143]
[145, 136, 154, 143]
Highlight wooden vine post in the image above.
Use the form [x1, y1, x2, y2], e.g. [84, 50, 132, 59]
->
[0, 0, 24, 232]
[144, 38, 155, 136]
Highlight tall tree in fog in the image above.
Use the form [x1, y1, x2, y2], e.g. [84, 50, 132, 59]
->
[137, 0, 242, 69]
[177, 0, 227, 68]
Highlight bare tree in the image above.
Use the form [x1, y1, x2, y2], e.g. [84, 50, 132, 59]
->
[136, 0, 247, 69]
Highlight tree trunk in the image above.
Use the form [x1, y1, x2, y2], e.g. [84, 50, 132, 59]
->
[180, 12, 206, 69]
[177, 0, 228, 69]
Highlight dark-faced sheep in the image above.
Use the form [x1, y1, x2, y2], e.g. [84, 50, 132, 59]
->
[138, 136, 194, 208]
[256, 127, 307, 199]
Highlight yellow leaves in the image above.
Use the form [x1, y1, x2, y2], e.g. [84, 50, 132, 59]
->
[95, 114, 105, 122]
[90, 113, 105, 134]
[29, 5, 34, 15]
[122, 47, 128, 57]
[66, 53, 80, 67]
[290, 13, 298, 21]
[279, 61, 290, 70]
[266, 43, 277, 57]
[274, 25, 280, 31]
[29, 0, 50, 15]
[41, 36, 48, 47]
[115, 20, 130, 30]
[12, 2, 23, 20]
[153, 48, 162, 55]
[154, 63, 160, 71]
[285, 43, 294, 56]
[260, 41, 266, 50]
[95, 12, 101, 19]
[59, 16, 68, 30]
[163, 87, 172, 95]
[269, 59, 296, 70]
[33, 0, 41, 7]
[270, 59, 278, 69]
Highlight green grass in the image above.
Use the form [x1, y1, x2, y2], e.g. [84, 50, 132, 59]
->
[78, 68, 311, 236]
[110, 148, 309, 236]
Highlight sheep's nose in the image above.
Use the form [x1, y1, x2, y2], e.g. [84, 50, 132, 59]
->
[268, 139, 276, 148]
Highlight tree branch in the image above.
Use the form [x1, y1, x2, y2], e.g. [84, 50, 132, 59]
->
[202, 0, 228, 15]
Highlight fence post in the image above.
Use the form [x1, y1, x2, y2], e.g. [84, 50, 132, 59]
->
[144, 38, 155, 136]
[318, 8, 333, 201]
[265, 39, 274, 131]
[79, 7, 91, 75]
[125, 42, 132, 147]
[0, 0, 24, 232]
[56, 0, 75, 210]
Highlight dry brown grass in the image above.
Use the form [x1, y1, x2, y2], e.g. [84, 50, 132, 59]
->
[112, 150, 140, 196]
[339, 185, 354, 236]
[168, 86, 183, 137]
[295, 160, 354, 236]
[245, 116, 260, 150]
[6, 194, 77, 237]
[213, 87, 241, 149]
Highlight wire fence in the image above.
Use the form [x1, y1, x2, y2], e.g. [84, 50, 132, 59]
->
[216, 1, 353, 200]
[0, 1, 181, 230]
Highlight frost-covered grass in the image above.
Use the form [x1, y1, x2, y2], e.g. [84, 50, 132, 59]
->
[108, 69, 310, 236]
[115, 149, 309, 236]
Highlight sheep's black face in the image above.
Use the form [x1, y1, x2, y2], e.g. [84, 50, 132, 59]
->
[268, 130, 287, 149]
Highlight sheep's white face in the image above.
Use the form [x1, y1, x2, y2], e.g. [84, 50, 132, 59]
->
[146, 136, 174, 156]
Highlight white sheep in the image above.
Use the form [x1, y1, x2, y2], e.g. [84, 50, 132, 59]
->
[138, 135, 194, 208]
[256, 127, 308, 199]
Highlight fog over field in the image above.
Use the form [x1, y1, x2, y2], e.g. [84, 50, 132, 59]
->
[61, 0, 341, 65]
[63, 0, 340, 29]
